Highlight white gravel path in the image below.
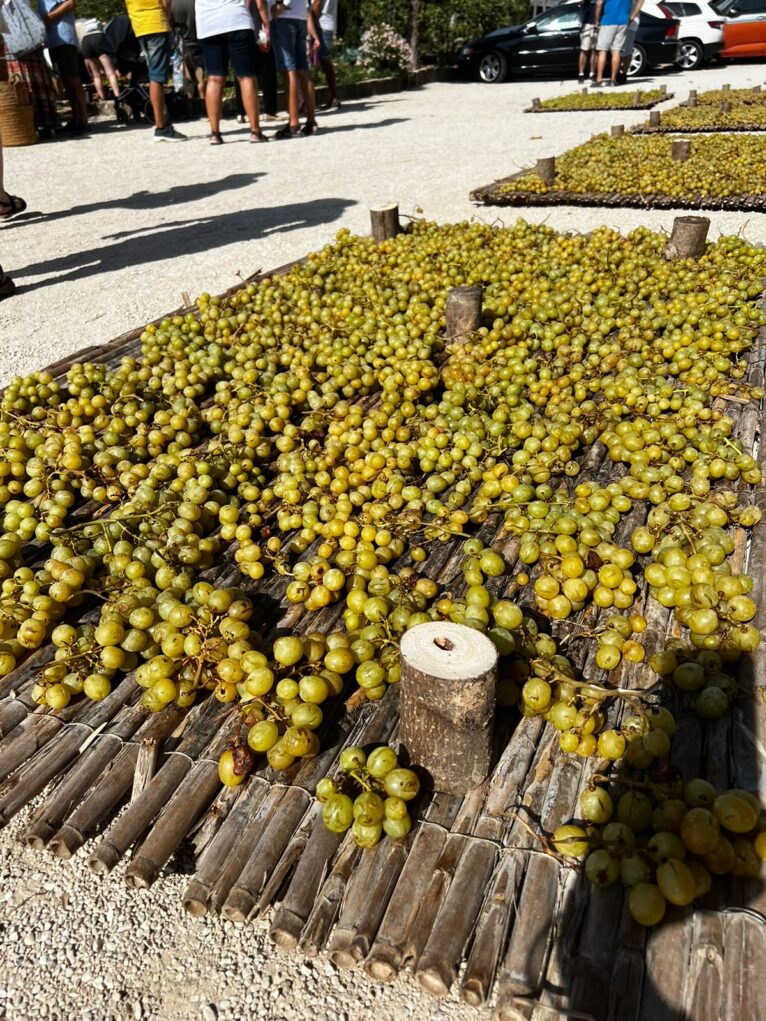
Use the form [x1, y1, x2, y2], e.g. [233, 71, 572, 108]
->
[2, 60, 766, 384]
[1, 57, 766, 1021]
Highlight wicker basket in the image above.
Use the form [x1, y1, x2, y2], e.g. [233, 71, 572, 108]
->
[0, 78, 37, 146]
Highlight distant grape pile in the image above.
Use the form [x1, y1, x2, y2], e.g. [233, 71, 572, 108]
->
[499, 134, 766, 201]
[1, 221, 764, 889]
[533, 88, 666, 111]
[648, 101, 766, 131]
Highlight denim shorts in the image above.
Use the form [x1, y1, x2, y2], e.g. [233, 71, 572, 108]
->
[318, 26, 333, 61]
[139, 32, 171, 83]
[271, 17, 308, 72]
[199, 29, 257, 78]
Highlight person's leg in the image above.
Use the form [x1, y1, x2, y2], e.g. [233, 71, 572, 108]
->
[0, 137, 26, 218]
[292, 21, 315, 129]
[262, 49, 278, 116]
[205, 76, 224, 132]
[52, 47, 89, 126]
[229, 30, 261, 134]
[286, 70, 300, 128]
[610, 48, 621, 83]
[100, 54, 121, 98]
[85, 57, 107, 101]
[595, 49, 607, 84]
[139, 35, 170, 128]
[238, 77, 260, 133]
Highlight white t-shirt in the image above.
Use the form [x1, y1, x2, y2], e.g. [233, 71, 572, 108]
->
[268, 0, 308, 21]
[195, 0, 253, 38]
[319, 0, 336, 31]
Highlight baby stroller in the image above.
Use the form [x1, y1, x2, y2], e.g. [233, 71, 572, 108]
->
[100, 15, 152, 123]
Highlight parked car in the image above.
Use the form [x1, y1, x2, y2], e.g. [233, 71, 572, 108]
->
[712, 0, 766, 57]
[654, 1, 724, 67]
[457, 7, 680, 82]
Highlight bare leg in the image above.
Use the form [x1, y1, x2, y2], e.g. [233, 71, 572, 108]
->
[149, 81, 168, 128]
[320, 57, 337, 100]
[63, 75, 88, 126]
[238, 76, 260, 133]
[610, 49, 621, 82]
[286, 70, 300, 128]
[85, 57, 107, 101]
[296, 69, 315, 123]
[100, 54, 121, 98]
[205, 75, 224, 133]
[195, 66, 205, 99]
[596, 50, 607, 84]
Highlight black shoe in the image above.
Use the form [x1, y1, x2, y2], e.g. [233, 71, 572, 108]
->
[320, 98, 341, 110]
[0, 269, 16, 300]
[577, 75, 586, 84]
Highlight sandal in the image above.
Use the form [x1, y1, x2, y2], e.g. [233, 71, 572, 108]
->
[0, 195, 27, 222]
[0, 268, 16, 300]
[249, 130, 269, 143]
[300, 120, 319, 136]
[273, 123, 298, 140]
[209, 131, 224, 145]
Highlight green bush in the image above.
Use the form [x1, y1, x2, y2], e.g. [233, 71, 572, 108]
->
[74, 0, 125, 23]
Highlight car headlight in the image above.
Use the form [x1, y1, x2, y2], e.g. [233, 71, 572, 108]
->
[460, 45, 475, 56]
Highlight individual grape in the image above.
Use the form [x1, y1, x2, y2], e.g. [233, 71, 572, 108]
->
[713, 792, 758, 833]
[585, 849, 619, 886]
[352, 819, 383, 848]
[353, 791, 385, 826]
[383, 768, 420, 801]
[552, 824, 590, 858]
[383, 814, 412, 839]
[579, 788, 613, 824]
[680, 808, 720, 855]
[656, 859, 696, 906]
[628, 883, 667, 926]
[322, 793, 354, 833]
[366, 746, 398, 778]
[339, 747, 366, 772]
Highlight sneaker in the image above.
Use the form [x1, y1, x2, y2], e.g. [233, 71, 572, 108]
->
[154, 124, 187, 142]
[300, 120, 319, 136]
[273, 123, 298, 139]
[320, 98, 341, 111]
[577, 75, 585, 84]
[236, 114, 245, 124]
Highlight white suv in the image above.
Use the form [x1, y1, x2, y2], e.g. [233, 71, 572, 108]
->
[660, 0, 725, 67]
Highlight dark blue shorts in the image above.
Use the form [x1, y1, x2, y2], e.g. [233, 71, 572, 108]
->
[138, 32, 171, 84]
[199, 29, 257, 78]
[271, 17, 308, 72]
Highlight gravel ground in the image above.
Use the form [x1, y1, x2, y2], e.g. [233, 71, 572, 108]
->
[2, 60, 766, 384]
[2, 57, 766, 1021]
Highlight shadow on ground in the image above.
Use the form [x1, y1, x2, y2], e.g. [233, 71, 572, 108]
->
[12, 196, 357, 288]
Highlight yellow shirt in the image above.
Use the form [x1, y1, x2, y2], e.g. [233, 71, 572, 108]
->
[125, 0, 169, 37]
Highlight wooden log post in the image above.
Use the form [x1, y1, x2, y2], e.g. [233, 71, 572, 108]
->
[649, 110, 661, 127]
[664, 215, 710, 260]
[370, 205, 400, 242]
[660, 83, 668, 95]
[445, 286, 482, 345]
[671, 138, 691, 161]
[721, 100, 732, 113]
[399, 623, 498, 795]
[753, 85, 762, 93]
[688, 90, 698, 107]
[632, 90, 642, 107]
[611, 124, 625, 137]
[536, 156, 556, 186]
[531, 97, 541, 110]
[722, 82, 731, 91]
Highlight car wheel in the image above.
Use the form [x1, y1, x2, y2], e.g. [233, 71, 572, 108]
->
[478, 51, 509, 84]
[676, 38, 704, 70]
[627, 44, 646, 77]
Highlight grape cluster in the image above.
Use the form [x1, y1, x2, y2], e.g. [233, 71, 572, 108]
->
[555, 777, 764, 926]
[317, 745, 420, 846]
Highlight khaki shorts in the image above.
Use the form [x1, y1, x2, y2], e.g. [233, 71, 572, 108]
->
[596, 23, 628, 52]
[580, 23, 597, 51]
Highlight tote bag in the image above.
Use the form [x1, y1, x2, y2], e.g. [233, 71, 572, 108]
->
[0, 0, 47, 58]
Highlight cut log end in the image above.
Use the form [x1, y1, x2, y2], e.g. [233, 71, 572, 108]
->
[330, 948, 357, 970]
[671, 139, 691, 162]
[270, 927, 299, 950]
[445, 285, 483, 344]
[461, 980, 485, 1008]
[182, 896, 209, 918]
[49, 826, 82, 860]
[400, 622, 497, 681]
[125, 857, 158, 890]
[664, 215, 710, 260]
[536, 156, 556, 186]
[611, 124, 625, 137]
[370, 205, 400, 242]
[417, 966, 452, 998]
[88, 842, 121, 875]
[222, 888, 256, 924]
[364, 957, 398, 983]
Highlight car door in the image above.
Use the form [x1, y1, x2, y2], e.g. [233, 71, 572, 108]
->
[518, 7, 582, 70]
[720, 0, 766, 55]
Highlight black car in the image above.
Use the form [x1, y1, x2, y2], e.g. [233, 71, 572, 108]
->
[457, 6, 680, 81]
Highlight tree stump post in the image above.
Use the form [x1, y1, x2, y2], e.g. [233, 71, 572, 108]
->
[649, 111, 661, 127]
[370, 205, 400, 242]
[531, 97, 541, 110]
[660, 83, 668, 95]
[721, 100, 732, 113]
[632, 90, 642, 107]
[399, 623, 498, 795]
[664, 215, 710, 260]
[672, 139, 691, 161]
[611, 124, 625, 137]
[688, 90, 698, 107]
[445, 286, 483, 344]
[753, 85, 761, 93]
[536, 156, 556, 186]
[722, 82, 731, 91]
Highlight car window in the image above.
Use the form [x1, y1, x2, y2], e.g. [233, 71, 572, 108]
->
[733, 0, 766, 10]
[667, 3, 702, 13]
[534, 7, 581, 29]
